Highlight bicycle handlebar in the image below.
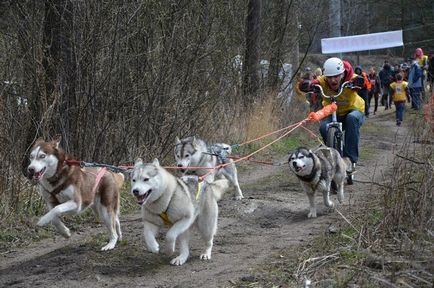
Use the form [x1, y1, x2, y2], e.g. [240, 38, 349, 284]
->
[312, 81, 359, 99]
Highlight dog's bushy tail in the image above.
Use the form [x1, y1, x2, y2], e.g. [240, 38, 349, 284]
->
[208, 179, 231, 201]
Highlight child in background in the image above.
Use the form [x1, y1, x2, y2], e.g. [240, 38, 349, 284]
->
[390, 74, 409, 126]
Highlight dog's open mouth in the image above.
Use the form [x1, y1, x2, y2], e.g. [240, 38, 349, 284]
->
[30, 167, 46, 184]
[291, 162, 305, 173]
[135, 189, 152, 205]
[294, 166, 303, 172]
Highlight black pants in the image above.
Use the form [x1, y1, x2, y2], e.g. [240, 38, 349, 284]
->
[368, 90, 379, 113]
[358, 89, 369, 116]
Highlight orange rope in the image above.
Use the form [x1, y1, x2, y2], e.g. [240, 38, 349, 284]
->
[122, 114, 321, 179]
[300, 125, 324, 144]
[229, 155, 275, 166]
[198, 118, 309, 181]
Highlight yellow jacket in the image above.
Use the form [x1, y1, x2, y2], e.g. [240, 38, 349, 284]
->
[318, 76, 365, 116]
[390, 81, 408, 102]
[417, 55, 428, 68]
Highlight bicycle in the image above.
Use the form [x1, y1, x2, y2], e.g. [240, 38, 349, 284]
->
[311, 80, 358, 184]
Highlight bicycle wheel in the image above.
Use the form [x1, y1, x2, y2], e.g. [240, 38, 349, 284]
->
[325, 126, 343, 155]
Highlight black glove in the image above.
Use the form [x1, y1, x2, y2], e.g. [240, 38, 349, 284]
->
[351, 75, 365, 88]
[300, 80, 312, 92]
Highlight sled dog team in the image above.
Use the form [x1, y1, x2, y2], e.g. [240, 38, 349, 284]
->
[27, 135, 350, 265]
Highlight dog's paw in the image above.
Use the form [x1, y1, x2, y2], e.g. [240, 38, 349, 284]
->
[200, 252, 212, 260]
[327, 201, 335, 208]
[337, 192, 344, 203]
[147, 244, 159, 254]
[59, 227, 71, 238]
[101, 242, 116, 251]
[234, 195, 244, 200]
[170, 255, 187, 266]
[307, 209, 317, 218]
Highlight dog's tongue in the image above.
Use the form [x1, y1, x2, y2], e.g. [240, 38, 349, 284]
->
[294, 166, 303, 172]
[31, 172, 43, 183]
[136, 195, 146, 205]
[136, 190, 152, 205]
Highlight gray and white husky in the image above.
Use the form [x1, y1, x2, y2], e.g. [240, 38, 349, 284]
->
[288, 147, 349, 218]
[174, 136, 244, 200]
[130, 158, 230, 266]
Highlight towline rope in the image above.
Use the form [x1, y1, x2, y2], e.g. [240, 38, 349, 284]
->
[198, 118, 309, 181]
[62, 103, 335, 178]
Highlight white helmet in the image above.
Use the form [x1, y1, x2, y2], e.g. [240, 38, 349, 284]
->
[323, 57, 344, 76]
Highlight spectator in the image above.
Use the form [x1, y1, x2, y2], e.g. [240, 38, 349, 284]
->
[415, 48, 429, 70]
[408, 58, 423, 110]
[415, 48, 429, 96]
[302, 70, 322, 112]
[313, 67, 322, 79]
[400, 62, 410, 81]
[392, 64, 401, 82]
[379, 61, 394, 110]
[354, 66, 371, 117]
[390, 74, 409, 126]
[367, 66, 381, 115]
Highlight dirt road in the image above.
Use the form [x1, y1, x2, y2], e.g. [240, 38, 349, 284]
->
[0, 109, 405, 287]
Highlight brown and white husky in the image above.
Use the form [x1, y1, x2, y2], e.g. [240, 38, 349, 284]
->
[27, 135, 124, 251]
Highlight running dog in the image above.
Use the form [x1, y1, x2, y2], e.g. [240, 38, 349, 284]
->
[288, 146, 349, 218]
[131, 158, 230, 266]
[174, 136, 243, 200]
[27, 135, 124, 251]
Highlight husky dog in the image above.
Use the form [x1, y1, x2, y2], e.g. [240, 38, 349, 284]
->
[288, 147, 349, 218]
[174, 136, 243, 200]
[131, 158, 230, 266]
[26, 135, 124, 250]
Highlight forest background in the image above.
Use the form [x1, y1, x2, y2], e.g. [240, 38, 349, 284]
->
[0, 0, 433, 230]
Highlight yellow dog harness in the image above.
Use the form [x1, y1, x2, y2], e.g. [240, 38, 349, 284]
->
[159, 179, 204, 226]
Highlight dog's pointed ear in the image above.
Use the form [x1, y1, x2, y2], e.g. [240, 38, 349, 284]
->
[192, 136, 200, 149]
[134, 158, 143, 167]
[51, 134, 62, 149]
[175, 137, 181, 145]
[308, 149, 316, 158]
[33, 137, 45, 147]
[152, 158, 160, 167]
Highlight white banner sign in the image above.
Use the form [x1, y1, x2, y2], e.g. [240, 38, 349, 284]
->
[321, 30, 403, 54]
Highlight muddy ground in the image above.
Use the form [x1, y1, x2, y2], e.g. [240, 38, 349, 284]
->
[0, 108, 407, 287]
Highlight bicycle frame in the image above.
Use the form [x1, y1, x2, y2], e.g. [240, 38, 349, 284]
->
[311, 81, 356, 184]
[312, 81, 352, 155]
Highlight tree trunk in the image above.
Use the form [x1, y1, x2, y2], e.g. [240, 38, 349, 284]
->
[242, 0, 262, 102]
[42, 0, 76, 149]
[268, 0, 292, 91]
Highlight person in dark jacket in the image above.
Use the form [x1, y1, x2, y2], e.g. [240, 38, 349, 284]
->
[379, 61, 394, 110]
[367, 66, 381, 115]
[354, 66, 371, 117]
[408, 58, 423, 110]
